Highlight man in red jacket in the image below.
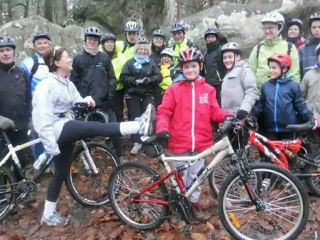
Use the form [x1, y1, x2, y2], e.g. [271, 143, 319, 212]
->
[156, 48, 232, 221]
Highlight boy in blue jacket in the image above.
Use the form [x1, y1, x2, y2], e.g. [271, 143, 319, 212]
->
[253, 53, 316, 140]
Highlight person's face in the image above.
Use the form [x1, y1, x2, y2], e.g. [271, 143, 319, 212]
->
[103, 40, 115, 52]
[55, 50, 73, 73]
[288, 25, 300, 38]
[181, 61, 201, 80]
[161, 55, 173, 65]
[263, 23, 279, 40]
[223, 52, 241, 70]
[311, 20, 320, 38]
[268, 61, 283, 79]
[85, 36, 100, 48]
[206, 34, 217, 44]
[172, 30, 185, 43]
[0, 46, 14, 64]
[153, 36, 164, 48]
[33, 38, 51, 57]
[137, 44, 149, 57]
[126, 32, 139, 44]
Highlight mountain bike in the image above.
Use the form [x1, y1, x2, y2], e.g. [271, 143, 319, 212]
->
[210, 117, 320, 197]
[107, 118, 309, 240]
[0, 127, 119, 221]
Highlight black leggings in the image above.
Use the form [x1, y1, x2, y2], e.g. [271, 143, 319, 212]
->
[47, 120, 121, 202]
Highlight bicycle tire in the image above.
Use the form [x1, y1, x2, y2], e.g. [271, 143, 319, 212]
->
[108, 162, 169, 230]
[0, 165, 17, 221]
[85, 110, 108, 123]
[305, 154, 320, 197]
[218, 162, 309, 240]
[65, 142, 119, 207]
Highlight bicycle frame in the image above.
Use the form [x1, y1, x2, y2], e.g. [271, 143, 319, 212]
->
[132, 135, 234, 204]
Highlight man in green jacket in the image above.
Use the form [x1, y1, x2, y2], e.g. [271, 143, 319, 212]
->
[249, 11, 300, 90]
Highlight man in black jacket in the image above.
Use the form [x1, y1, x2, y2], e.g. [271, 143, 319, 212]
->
[203, 27, 227, 105]
[70, 27, 120, 155]
[0, 37, 31, 199]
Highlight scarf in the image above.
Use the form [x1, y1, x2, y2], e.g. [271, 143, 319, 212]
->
[286, 36, 301, 45]
[83, 45, 99, 56]
[133, 54, 150, 69]
[0, 62, 15, 72]
[206, 41, 221, 53]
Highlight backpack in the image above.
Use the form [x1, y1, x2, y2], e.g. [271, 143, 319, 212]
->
[30, 55, 46, 80]
[256, 42, 293, 60]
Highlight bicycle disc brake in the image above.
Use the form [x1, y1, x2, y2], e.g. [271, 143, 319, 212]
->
[17, 181, 38, 202]
[168, 193, 191, 224]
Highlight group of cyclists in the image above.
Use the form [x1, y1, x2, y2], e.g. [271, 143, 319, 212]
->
[0, 9, 320, 228]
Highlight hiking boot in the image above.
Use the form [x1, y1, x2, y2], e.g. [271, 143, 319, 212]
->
[41, 211, 70, 226]
[130, 143, 142, 155]
[190, 202, 205, 221]
[135, 104, 155, 136]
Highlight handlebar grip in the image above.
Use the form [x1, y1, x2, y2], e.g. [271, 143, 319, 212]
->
[219, 119, 233, 135]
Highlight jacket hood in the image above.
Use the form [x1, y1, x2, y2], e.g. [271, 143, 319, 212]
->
[233, 59, 250, 69]
[262, 36, 283, 46]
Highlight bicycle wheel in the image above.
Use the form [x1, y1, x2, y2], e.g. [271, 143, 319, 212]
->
[218, 163, 309, 240]
[305, 154, 320, 197]
[65, 142, 119, 207]
[0, 165, 16, 221]
[209, 157, 233, 197]
[108, 162, 169, 230]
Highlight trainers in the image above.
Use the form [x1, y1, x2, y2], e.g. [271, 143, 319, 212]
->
[130, 143, 142, 155]
[41, 211, 70, 226]
[190, 202, 205, 221]
[136, 104, 155, 136]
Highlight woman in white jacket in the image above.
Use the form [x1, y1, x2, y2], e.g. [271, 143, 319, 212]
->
[32, 46, 154, 226]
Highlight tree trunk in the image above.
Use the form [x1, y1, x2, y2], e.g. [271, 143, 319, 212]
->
[44, 0, 53, 22]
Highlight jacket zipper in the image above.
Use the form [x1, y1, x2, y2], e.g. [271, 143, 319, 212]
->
[274, 81, 279, 132]
[191, 82, 195, 152]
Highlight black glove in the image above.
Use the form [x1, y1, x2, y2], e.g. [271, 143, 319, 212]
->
[0, 115, 15, 130]
[135, 79, 144, 85]
[156, 130, 171, 139]
[236, 110, 248, 120]
[143, 77, 151, 84]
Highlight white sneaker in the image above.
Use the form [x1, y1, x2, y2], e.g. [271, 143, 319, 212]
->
[135, 104, 155, 136]
[130, 143, 142, 155]
[41, 211, 70, 226]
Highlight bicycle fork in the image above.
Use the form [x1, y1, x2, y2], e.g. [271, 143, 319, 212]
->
[79, 140, 99, 175]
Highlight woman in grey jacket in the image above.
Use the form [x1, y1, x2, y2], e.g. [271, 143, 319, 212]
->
[220, 42, 259, 120]
[32, 47, 155, 226]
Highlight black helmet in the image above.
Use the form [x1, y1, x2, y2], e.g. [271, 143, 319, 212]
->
[0, 36, 16, 49]
[287, 18, 303, 29]
[32, 31, 51, 44]
[170, 22, 184, 33]
[137, 36, 149, 44]
[153, 29, 165, 38]
[221, 42, 242, 55]
[84, 27, 102, 39]
[124, 21, 140, 32]
[204, 27, 219, 39]
[309, 11, 320, 26]
[101, 33, 116, 44]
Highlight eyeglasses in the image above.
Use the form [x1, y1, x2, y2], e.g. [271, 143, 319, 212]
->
[263, 25, 277, 31]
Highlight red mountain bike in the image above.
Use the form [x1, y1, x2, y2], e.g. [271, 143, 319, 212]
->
[211, 117, 320, 196]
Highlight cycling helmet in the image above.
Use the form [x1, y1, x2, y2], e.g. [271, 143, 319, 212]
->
[170, 22, 184, 33]
[204, 27, 219, 39]
[124, 20, 140, 32]
[153, 29, 165, 38]
[316, 43, 320, 57]
[178, 48, 203, 65]
[287, 18, 303, 30]
[32, 31, 51, 43]
[101, 33, 116, 44]
[161, 48, 175, 58]
[309, 11, 320, 26]
[137, 36, 149, 44]
[267, 53, 292, 69]
[84, 27, 102, 39]
[0, 36, 16, 49]
[221, 42, 241, 55]
[261, 11, 285, 32]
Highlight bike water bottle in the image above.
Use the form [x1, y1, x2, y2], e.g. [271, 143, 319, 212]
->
[33, 152, 49, 170]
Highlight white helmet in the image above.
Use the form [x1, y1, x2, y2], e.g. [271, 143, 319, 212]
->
[261, 11, 285, 32]
[161, 48, 175, 58]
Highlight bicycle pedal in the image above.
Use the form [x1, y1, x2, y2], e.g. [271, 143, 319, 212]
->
[180, 224, 192, 234]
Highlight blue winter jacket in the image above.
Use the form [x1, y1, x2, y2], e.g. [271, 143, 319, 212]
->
[299, 38, 320, 77]
[254, 76, 313, 132]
